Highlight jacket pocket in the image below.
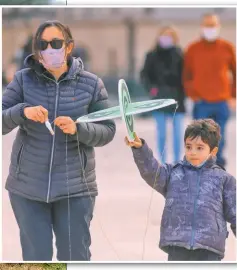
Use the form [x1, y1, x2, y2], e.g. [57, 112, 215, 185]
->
[161, 198, 174, 228]
[215, 213, 227, 235]
[16, 143, 25, 174]
[80, 148, 88, 171]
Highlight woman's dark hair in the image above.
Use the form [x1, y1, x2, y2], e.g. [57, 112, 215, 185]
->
[32, 20, 74, 60]
[184, 119, 221, 150]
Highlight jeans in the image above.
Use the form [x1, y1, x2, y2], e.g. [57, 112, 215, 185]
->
[9, 192, 95, 261]
[153, 112, 184, 163]
[193, 100, 230, 167]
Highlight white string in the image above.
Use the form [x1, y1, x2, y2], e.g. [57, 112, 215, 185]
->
[75, 131, 121, 260]
[63, 81, 120, 261]
[65, 134, 72, 260]
[141, 104, 178, 260]
[61, 102, 178, 261]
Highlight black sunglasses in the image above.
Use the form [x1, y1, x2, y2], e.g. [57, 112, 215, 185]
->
[38, 38, 65, 51]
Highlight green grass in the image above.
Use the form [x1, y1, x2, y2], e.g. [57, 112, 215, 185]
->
[41, 264, 66, 270]
[0, 264, 67, 270]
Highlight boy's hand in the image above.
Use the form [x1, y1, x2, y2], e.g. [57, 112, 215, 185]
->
[124, 132, 142, 148]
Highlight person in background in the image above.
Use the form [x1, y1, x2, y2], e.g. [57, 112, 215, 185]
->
[72, 46, 90, 70]
[183, 13, 236, 168]
[2, 61, 18, 88]
[19, 34, 33, 70]
[140, 25, 186, 164]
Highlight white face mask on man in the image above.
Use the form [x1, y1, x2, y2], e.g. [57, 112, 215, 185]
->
[202, 27, 220, 42]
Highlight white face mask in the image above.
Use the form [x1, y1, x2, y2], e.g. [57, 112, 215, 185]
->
[202, 27, 220, 41]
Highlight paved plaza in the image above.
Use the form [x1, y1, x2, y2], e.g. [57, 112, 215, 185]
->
[2, 116, 236, 261]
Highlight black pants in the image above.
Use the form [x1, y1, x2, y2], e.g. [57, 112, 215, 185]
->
[168, 246, 222, 261]
[9, 192, 95, 261]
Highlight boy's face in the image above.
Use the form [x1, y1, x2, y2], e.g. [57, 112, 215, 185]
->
[185, 136, 217, 166]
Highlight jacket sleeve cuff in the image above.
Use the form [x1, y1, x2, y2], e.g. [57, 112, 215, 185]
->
[20, 103, 30, 120]
[69, 122, 91, 143]
[131, 139, 149, 159]
[11, 103, 31, 124]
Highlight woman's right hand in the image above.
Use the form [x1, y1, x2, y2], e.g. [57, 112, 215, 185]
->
[125, 132, 142, 148]
[24, 105, 48, 123]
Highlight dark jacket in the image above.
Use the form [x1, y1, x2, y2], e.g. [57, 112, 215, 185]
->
[132, 140, 236, 258]
[140, 46, 186, 113]
[2, 55, 116, 203]
[19, 35, 33, 70]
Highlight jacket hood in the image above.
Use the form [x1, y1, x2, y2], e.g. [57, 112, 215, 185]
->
[179, 155, 221, 170]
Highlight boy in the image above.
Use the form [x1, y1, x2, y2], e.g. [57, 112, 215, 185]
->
[125, 119, 236, 261]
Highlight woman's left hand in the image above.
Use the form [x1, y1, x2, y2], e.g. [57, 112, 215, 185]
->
[54, 116, 77, 135]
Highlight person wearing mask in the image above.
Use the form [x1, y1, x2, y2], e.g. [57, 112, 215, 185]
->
[2, 20, 116, 261]
[183, 13, 236, 168]
[140, 25, 186, 164]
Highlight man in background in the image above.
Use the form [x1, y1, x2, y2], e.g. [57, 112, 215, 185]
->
[183, 13, 236, 168]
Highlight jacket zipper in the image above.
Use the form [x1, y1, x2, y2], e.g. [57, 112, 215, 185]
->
[35, 72, 77, 203]
[43, 76, 72, 203]
[46, 81, 59, 203]
[81, 148, 86, 179]
[190, 170, 201, 248]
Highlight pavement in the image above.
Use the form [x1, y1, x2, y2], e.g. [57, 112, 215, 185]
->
[2, 116, 236, 262]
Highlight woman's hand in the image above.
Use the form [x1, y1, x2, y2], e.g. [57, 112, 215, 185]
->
[228, 98, 236, 111]
[124, 132, 142, 148]
[54, 116, 77, 135]
[24, 105, 48, 123]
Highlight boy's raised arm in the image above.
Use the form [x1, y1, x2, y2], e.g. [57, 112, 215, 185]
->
[125, 133, 172, 197]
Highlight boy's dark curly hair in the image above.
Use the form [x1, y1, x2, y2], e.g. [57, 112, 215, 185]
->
[184, 119, 221, 150]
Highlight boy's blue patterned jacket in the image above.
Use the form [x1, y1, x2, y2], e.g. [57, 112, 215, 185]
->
[132, 140, 236, 258]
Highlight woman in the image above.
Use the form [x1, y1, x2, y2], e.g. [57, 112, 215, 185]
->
[2, 21, 116, 261]
[140, 25, 186, 164]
